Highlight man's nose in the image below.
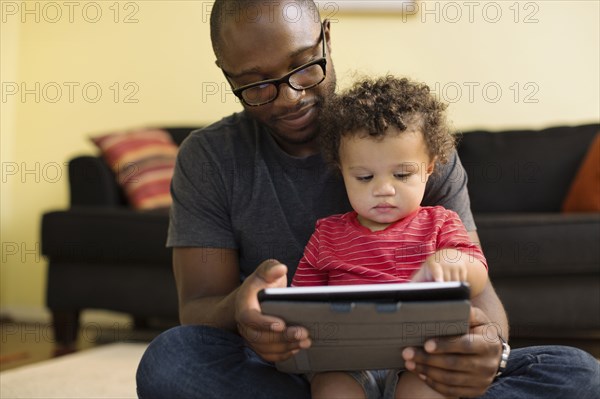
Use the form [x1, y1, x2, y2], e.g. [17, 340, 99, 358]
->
[274, 83, 304, 105]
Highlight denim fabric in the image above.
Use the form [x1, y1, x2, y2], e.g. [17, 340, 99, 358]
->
[136, 325, 310, 399]
[481, 345, 600, 399]
[344, 369, 401, 399]
[136, 325, 600, 399]
[345, 370, 387, 399]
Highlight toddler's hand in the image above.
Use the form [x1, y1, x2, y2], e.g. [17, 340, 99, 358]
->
[411, 249, 468, 283]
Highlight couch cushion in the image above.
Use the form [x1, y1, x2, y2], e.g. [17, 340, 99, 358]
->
[91, 129, 178, 210]
[493, 274, 600, 330]
[457, 124, 599, 212]
[474, 213, 600, 276]
[562, 132, 600, 212]
[41, 207, 171, 264]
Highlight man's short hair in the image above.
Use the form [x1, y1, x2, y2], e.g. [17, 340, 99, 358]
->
[210, 0, 319, 61]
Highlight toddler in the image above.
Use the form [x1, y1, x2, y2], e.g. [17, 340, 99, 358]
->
[291, 76, 488, 399]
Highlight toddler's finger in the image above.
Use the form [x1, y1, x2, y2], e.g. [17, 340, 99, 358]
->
[429, 261, 444, 282]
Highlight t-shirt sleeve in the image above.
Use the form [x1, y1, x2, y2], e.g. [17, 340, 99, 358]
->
[436, 209, 487, 270]
[291, 223, 328, 287]
[166, 132, 236, 249]
[422, 149, 476, 231]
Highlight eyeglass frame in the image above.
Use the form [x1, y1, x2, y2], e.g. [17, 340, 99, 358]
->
[221, 21, 328, 107]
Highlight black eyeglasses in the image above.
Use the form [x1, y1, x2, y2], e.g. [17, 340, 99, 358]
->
[222, 22, 327, 107]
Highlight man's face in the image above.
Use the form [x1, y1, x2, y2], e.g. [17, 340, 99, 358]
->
[216, 2, 336, 156]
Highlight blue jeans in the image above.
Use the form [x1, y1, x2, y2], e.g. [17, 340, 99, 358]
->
[136, 325, 600, 399]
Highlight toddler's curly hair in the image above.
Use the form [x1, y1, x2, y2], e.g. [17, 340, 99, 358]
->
[319, 76, 455, 167]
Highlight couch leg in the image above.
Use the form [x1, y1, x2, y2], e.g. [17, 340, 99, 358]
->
[133, 316, 149, 330]
[51, 309, 80, 355]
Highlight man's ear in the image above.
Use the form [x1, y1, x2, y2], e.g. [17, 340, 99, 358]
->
[323, 19, 332, 55]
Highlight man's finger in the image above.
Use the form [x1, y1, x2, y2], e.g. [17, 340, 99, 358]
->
[420, 374, 489, 399]
[236, 259, 288, 326]
[255, 259, 288, 285]
[423, 333, 482, 355]
[237, 308, 286, 332]
[411, 354, 496, 397]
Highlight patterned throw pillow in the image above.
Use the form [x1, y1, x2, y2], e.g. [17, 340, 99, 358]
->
[91, 129, 178, 210]
[562, 132, 600, 212]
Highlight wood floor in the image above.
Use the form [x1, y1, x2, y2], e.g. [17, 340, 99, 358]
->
[0, 317, 167, 372]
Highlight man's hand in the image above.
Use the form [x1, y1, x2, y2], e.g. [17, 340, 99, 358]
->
[401, 307, 503, 398]
[412, 249, 468, 283]
[234, 259, 311, 362]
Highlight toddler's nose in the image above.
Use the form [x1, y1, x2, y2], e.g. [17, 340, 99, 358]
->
[373, 180, 395, 196]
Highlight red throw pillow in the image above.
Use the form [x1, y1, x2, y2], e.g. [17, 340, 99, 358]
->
[562, 132, 600, 212]
[91, 129, 178, 210]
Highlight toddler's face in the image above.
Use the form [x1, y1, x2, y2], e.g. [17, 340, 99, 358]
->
[339, 128, 435, 231]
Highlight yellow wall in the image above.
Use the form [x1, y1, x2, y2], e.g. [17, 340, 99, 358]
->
[1, 1, 599, 310]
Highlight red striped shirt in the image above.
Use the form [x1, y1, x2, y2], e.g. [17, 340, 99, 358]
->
[291, 206, 487, 287]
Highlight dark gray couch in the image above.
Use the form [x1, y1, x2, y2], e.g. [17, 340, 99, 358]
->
[457, 124, 600, 354]
[41, 127, 194, 348]
[41, 123, 600, 353]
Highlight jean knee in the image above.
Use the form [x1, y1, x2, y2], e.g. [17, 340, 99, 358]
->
[136, 328, 179, 398]
[554, 346, 600, 388]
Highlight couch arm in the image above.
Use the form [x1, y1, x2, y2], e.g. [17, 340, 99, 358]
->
[69, 156, 124, 207]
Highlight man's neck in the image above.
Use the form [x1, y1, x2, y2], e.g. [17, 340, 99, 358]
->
[271, 134, 320, 158]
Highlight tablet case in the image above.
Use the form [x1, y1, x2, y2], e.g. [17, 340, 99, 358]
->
[259, 283, 471, 373]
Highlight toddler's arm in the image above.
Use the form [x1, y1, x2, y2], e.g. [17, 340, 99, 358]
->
[412, 248, 488, 297]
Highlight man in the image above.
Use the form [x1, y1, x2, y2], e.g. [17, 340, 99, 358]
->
[136, 1, 600, 398]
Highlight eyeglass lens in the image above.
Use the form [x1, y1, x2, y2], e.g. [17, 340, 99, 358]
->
[241, 63, 324, 105]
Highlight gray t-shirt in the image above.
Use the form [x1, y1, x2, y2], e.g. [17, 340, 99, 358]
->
[167, 111, 475, 283]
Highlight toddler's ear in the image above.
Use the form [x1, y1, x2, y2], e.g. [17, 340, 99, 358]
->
[426, 157, 437, 176]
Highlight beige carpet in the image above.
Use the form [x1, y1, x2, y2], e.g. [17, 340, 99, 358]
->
[0, 343, 148, 399]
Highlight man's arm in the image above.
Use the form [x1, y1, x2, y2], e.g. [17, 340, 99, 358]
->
[173, 247, 240, 328]
[468, 230, 509, 339]
[172, 247, 312, 362]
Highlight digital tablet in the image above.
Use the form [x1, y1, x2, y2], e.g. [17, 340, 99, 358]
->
[258, 282, 471, 373]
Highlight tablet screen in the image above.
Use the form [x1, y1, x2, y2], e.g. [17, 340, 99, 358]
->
[258, 281, 470, 303]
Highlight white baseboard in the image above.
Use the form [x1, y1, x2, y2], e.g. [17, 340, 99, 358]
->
[0, 305, 132, 327]
[0, 305, 51, 324]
